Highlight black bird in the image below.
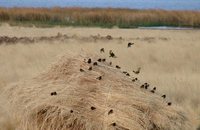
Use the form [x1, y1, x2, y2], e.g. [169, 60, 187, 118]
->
[126, 73, 130, 76]
[111, 123, 116, 126]
[162, 95, 166, 99]
[116, 65, 121, 69]
[100, 48, 105, 53]
[91, 106, 96, 110]
[123, 71, 127, 74]
[102, 58, 106, 62]
[128, 42, 134, 48]
[144, 85, 149, 89]
[109, 50, 116, 58]
[70, 110, 73, 113]
[144, 84, 149, 89]
[150, 90, 155, 93]
[87, 58, 92, 64]
[153, 87, 156, 91]
[50, 92, 57, 96]
[132, 78, 138, 82]
[109, 62, 112, 66]
[93, 62, 98, 66]
[167, 102, 172, 106]
[97, 58, 102, 62]
[88, 67, 92, 71]
[108, 109, 113, 115]
[133, 67, 141, 74]
[97, 76, 102, 80]
[140, 84, 145, 88]
[80, 69, 84, 72]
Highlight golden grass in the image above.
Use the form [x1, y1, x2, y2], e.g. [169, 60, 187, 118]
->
[1, 52, 195, 130]
[0, 26, 200, 129]
[0, 7, 200, 27]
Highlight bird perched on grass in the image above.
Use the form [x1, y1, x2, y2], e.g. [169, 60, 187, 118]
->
[111, 123, 116, 126]
[116, 65, 121, 69]
[167, 102, 172, 106]
[102, 58, 106, 62]
[123, 71, 127, 74]
[97, 76, 102, 80]
[127, 42, 134, 48]
[88, 67, 92, 71]
[133, 67, 141, 74]
[132, 78, 138, 82]
[150, 90, 155, 93]
[150, 87, 156, 93]
[87, 58, 92, 64]
[100, 48, 105, 53]
[144, 83, 149, 89]
[97, 58, 102, 62]
[93, 62, 98, 66]
[109, 50, 116, 58]
[140, 84, 145, 88]
[108, 109, 113, 115]
[145, 85, 149, 89]
[80, 69, 84, 72]
[91, 106, 96, 110]
[50, 92, 57, 96]
[162, 95, 166, 99]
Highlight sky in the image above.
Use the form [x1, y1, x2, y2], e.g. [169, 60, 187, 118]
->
[0, 0, 200, 10]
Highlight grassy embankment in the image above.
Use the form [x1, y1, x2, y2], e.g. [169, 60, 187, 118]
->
[0, 7, 200, 28]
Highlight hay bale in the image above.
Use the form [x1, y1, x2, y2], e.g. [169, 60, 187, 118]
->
[2, 53, 194, 130]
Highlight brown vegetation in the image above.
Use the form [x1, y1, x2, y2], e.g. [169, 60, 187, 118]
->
[0, 7, 200, 27]
[0, 33, 118, 45]
[1, 53, 194, 130]
[0, 26, 199, 129]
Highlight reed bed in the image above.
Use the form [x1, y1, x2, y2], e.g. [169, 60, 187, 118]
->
[0, 7, 200, 28]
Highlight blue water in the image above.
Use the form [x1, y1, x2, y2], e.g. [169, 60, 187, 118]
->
[0, 0, 200, 10]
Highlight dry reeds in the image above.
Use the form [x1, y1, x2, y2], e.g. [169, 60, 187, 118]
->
[0, 7, 200, 27]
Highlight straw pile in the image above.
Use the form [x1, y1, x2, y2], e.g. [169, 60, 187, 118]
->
[1, 52, 194, 130]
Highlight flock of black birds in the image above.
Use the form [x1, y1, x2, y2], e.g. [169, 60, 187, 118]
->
[50, 41, 172, 127]
[90, 42, 171, 105]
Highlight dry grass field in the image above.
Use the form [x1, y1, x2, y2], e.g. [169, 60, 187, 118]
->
[0, 24, 200, 129]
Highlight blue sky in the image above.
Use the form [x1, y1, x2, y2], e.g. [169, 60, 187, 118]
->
[0, 0, 200, 10]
